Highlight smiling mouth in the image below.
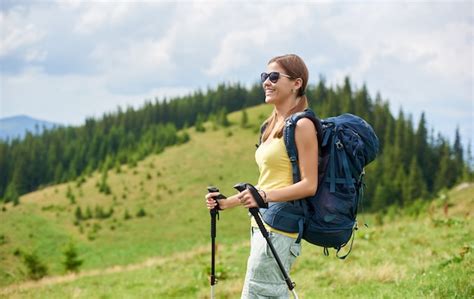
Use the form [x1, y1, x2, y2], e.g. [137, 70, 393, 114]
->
[265, 89, 274, 95]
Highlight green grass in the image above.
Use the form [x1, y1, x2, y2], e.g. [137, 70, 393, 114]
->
[1, 104, 473, 298]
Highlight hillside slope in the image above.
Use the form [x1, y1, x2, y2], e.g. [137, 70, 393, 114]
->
[1, 105, 472, 298]
[0, 105, 271, 286]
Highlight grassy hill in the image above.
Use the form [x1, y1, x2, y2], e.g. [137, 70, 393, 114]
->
[0, 105, 472, 298]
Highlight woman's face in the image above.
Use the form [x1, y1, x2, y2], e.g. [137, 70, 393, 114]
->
[262, 62, 295, 105]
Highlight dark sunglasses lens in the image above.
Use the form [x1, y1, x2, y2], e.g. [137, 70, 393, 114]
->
[260, 72, 269, 83]
[269, 72, 280, 83]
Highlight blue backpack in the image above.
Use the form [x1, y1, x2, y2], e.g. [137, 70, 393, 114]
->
[257, 108, 379, 258]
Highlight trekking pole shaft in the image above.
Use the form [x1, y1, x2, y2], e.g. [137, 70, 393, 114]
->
[210, 211, 217, 286]
[249, 207, 296, 291]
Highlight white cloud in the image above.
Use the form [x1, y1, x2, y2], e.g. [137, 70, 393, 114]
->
[321, 2, 473, 82]
[73, 2, 136, 34]
[0, 67, 191, 125]
[205, 3, 314, 77]
[0, 9, 46, 57]
[316, 2, 473, 140]
[88, 34, 177, 94]
[24, 48, 47, 62]
[1, 1, 472, 148]
[205, 29, 265, 76]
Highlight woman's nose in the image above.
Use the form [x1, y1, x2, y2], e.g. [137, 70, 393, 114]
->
[262, 78, 271, 88]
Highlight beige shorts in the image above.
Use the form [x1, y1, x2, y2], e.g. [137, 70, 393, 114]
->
[241, 228, 301, 299]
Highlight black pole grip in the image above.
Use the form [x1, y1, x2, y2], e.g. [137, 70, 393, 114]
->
[207, 187, 226, 238]
[233, 182, 268, 208]
[207, 186, 225, 212]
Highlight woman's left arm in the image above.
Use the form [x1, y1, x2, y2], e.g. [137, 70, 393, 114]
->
[264, 118, 318, 202]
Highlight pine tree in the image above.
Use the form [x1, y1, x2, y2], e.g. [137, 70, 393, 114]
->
[434, 140, 454, 191]
[22, 251, 48, 280]
[4, 181, 20, 205]
[75, 206, 83, 222]
[453, 127, 464, 182]
[403, 157, 428, 202]
[340, 76, 354, 113]
[394, 165, 406, 206]
[240, 109, 249, 128]
[463, 143, 473, 182]
[195, 114, 206, 132]
[62, 243, 83, 272]
[354, 84, 372, 120]
[85, 206, 93, 220]
[414, 113, 429, 184]
[124, 209, 132, 220]
[217, 108, 230, 127]
[98, 171, 111, 195]
[372, 184, 390, 211]
[66, 185, 75, 204]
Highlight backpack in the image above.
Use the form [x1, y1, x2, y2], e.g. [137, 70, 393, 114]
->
[257, 108, 379, 258]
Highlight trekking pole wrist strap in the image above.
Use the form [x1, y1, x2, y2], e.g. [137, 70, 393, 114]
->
[247, 184, 268, 208]
[258, 189, 268, 203]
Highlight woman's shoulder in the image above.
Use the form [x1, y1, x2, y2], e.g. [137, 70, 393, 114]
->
[295, 117, 317, 133]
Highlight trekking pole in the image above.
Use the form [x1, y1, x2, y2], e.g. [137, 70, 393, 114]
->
[207, 186, 226, 299]
[234, 183, 299, 299]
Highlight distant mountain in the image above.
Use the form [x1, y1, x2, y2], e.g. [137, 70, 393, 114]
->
[0, 115, 61, 141]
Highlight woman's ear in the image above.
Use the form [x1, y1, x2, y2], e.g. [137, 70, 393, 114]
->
[294, 78, 303, 91]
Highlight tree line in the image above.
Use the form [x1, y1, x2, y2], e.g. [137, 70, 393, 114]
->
[306, 77, 472, 210]
[0, 83, 264, 203]
[0, 78, 471, 210]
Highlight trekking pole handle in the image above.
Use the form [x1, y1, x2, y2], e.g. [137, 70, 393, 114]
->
[233, 183, 268, 209]
[233, 182, 260, 222]
[207, 186, 225, 211]
[207, 186, 226, 236]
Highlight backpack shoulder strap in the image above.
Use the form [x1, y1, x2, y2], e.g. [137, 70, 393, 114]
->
[283, 108, 322, 183]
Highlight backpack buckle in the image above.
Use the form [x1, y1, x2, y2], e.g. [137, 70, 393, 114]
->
[336, 140, 343, 149]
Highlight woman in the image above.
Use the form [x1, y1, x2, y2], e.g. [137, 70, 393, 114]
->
[205, 54, 318, 298]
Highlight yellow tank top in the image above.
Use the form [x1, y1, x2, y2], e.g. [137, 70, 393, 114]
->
[253, 137, 298, 238]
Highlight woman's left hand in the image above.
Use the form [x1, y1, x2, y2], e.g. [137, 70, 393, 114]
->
[237, 189, 258, 208]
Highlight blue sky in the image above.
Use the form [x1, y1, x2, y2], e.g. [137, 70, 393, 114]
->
[0, 0, 473, 148]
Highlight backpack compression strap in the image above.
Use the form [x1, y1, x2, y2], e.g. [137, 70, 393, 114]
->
[283, 108, 322, 184]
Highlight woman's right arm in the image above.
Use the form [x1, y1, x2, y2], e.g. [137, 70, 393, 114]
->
[205, 192, 242, 210]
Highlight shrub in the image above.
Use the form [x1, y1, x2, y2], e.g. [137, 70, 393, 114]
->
[22, 251, 48, 280]
[62, 243, 83, 273]
[66, 185, 76, 204]
[136, 208, 146, 218]
[124, 209, 132, 220]
[0, 234, 6, 245]
[75, 206, 83, 222]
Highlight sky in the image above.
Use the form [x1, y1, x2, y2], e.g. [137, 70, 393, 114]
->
[0, 0, 473, 148]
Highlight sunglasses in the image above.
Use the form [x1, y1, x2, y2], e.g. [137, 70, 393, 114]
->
[260, 72, 293, 84]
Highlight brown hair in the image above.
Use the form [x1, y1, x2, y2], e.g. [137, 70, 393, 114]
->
[262, 54, 309, 142]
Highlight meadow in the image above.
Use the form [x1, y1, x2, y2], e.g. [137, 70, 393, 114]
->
[0, 105, 472, 298]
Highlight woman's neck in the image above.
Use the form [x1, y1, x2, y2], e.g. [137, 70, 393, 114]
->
[274, 98, 296, 121]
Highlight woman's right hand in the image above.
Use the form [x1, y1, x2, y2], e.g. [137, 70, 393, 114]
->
[205, 192, 221, 210]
